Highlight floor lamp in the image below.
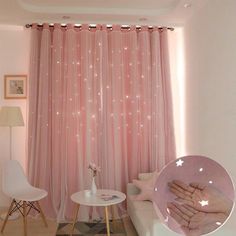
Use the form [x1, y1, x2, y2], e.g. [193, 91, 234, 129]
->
[0, 106, 24, 220]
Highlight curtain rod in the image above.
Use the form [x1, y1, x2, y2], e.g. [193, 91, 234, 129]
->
[25, 24, 174, 31]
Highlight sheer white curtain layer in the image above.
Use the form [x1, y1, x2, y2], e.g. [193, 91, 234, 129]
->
[27, 24, 176, 221]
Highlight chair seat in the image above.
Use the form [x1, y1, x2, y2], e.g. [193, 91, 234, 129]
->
[8, 187, 48, 202]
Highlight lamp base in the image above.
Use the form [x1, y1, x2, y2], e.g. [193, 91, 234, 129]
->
[0, 212, 20, 221]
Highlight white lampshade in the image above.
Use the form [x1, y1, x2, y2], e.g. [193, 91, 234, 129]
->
[0, 106, 24, 127]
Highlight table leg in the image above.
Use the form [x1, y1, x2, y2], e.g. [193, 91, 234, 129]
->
[104, 206, 110, 236]
[110, 205, 116, 232]
[71, 204, 80, 235]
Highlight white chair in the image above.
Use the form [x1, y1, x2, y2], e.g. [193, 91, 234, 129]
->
[1, 160, 48, 236]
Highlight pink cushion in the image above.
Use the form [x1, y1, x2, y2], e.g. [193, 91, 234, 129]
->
[132, 171, 159, 201]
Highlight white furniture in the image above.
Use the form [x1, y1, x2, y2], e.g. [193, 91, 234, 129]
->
[0, 106, 24, 160]
[1, 160, 48, 236]
[127, 173, 178, 236]
[0, 106, 24, 221]
[71, 189, 126, 236]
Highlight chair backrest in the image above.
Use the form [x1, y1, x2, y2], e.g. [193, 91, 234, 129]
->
[2, 160, 31, 196]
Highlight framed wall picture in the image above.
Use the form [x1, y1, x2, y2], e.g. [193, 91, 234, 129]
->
[4, 75, 27, 99]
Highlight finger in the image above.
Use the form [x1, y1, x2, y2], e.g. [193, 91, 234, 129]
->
[175, 197, 194, 206]
[168, 181, 185, 193]
[169, 187, 192, 200]
[171, 203, 192, 220]
[168, 202, 190, 222]
[182, 204, 198, 214]
[169, 182, 193, 197]
[168, 206, 189, 227]
[172, 202, 195, 217]
[189, 182, 206, 190]
[173, 180, 195, 193]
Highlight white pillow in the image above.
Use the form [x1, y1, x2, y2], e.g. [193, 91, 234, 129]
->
[132, 171, 159, 201]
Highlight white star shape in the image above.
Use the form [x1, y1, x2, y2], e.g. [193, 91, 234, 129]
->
[176, 159, 184, 167]
[199, 200, 209, 207]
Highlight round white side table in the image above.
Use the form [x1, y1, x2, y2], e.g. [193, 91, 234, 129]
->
[71, 189, 126, 236]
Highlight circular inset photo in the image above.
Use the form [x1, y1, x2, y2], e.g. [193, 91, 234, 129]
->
[153, 155, 235, 235]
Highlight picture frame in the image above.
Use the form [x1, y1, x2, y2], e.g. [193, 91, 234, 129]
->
[4, 75, 27, 99]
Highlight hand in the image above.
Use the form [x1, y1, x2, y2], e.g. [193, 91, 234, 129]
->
[168, 180, 232, 215]
[167, 202, 227, 236]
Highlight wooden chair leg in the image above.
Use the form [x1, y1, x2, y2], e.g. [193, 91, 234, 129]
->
[23, 201, 27, 236]
[1, 199, 15, 233]
[71, 204, 80, 235]
[36, 201, 48, 227]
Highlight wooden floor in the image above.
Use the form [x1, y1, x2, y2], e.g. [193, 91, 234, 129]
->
[0, 209, 138, 236]
[122, 216, 138, 236]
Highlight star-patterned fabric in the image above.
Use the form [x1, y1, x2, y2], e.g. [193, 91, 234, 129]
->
[27, 23, 176, 220]
[153, 155, 235, 235]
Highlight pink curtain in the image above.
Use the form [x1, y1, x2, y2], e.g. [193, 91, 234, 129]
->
[27, 23, 175, 221]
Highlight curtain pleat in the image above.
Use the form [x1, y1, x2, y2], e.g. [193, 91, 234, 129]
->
[27, 24, 176, 221]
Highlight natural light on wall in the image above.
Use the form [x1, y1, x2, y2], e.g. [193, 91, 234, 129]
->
[168, 27, 186, 157]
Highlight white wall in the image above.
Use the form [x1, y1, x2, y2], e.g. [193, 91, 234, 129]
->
[184, 0, 236, 233]
[0, 25, 30, 206]
[168, 28, 185, 157]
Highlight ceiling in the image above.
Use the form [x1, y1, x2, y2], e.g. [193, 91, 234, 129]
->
[0, 0, 208, 27]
